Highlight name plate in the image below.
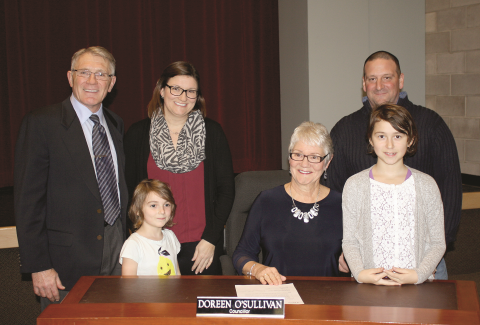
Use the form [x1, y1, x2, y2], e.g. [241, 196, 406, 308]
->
[196, 296, 285, 318]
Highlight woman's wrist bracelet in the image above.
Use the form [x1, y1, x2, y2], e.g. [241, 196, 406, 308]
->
[247, 263, 256, 276]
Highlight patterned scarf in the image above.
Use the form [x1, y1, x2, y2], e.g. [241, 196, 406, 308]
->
[149, 109, 206, 174]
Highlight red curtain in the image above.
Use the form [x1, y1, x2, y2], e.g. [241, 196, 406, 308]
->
[0, 0, 281, 188]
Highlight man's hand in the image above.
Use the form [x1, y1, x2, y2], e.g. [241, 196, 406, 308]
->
[32, 268, 65, 302]
[338, 252, 349, 273]
[191, 239, 215, 274]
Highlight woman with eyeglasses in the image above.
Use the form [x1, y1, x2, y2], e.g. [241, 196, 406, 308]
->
[233, 121, 345, 285]
[124, 61, 234, 275]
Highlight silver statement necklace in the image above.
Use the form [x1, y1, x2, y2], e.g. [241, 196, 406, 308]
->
[289, 184, 320, 223]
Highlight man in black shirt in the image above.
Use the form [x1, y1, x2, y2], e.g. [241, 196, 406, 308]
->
[329, 51, 462, 279]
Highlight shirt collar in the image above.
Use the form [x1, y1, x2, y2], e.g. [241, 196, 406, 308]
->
[70, 94, 106, 125]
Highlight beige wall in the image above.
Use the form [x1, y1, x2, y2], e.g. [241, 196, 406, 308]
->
[279, 0, 426, 170]
[279, 0, 310, 168]
[426, 0, 480, 176]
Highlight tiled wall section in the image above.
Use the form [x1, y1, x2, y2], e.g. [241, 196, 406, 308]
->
[426, 0, 480, 176]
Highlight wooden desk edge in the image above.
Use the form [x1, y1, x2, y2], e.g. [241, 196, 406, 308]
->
[53, 276, 479, 325]
[38, 302, 480, 325]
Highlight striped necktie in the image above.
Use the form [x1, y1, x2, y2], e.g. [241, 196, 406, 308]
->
[90, 114, 120, 225]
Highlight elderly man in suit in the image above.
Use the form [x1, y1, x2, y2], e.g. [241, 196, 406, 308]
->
[14, 46, 128, 310]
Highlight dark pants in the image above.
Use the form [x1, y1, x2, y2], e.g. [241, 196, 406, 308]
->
[40, 218, 123, 311]
[40, 290, 69, 312]
[178, 240, 223, 275]
[100, 218, 123, 276]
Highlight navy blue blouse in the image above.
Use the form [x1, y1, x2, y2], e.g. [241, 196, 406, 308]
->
[233, 185, 343, 276]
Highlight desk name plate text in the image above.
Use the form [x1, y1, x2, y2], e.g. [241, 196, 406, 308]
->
[196, 296, 285, 318]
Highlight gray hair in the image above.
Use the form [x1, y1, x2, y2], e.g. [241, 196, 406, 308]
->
[288, 121, 334, 165]
[71, 46, 116, 75]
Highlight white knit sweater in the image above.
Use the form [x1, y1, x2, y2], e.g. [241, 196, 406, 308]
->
[342, 166, 446, 284]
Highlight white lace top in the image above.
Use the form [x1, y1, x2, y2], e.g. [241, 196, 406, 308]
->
[343, 167, 446, 284]
[370, 171, 416, 270]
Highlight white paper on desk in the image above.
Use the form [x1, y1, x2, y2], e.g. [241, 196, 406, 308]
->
[235, 283, 304, 304]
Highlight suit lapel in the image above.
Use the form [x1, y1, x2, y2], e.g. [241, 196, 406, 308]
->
[60, 98, 102, 202]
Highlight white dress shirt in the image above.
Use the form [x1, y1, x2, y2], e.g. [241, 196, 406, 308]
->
[70, 94, 120, 199]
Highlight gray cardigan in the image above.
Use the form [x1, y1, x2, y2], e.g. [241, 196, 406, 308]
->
[342, 167, 446, 284]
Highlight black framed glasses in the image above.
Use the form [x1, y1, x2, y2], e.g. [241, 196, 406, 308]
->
[165, 84, 198, 99]
[72, 69, 113, 81]
[289, 152, 329, 163]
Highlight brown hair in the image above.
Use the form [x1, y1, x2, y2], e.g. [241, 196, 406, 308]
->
[363, 50, 401, 78]
[147, 61, 206, 118]
[129, 179, 176, 230]
[366, 104, 418, 157]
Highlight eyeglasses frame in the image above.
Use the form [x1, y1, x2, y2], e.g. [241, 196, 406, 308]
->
[165, 84, 198, 99]
[72, 69, 113, 80]
[289, 152, 329, 163]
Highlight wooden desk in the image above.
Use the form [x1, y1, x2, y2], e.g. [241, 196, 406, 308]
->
[38, 276, 480, 324]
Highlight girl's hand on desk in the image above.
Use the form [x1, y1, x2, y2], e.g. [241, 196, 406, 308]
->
[254, 264, 286, 286]
[358, 268, 401, 286]
[385, 267, 418, 285]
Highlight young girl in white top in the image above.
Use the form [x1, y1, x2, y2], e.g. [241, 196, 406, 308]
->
[342, 104, 446, 285]
[120, 179, 181, 275]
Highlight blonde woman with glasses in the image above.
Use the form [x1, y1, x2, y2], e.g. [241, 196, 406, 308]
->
[233, 121, 346, 285]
